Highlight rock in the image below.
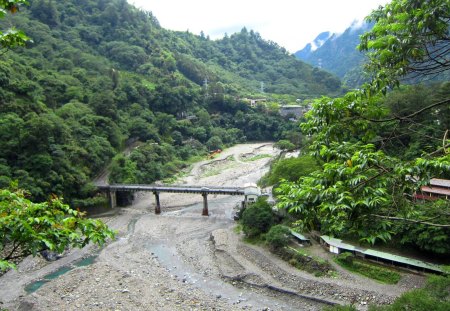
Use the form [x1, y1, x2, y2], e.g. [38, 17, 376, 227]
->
[41, 250, 62, 261]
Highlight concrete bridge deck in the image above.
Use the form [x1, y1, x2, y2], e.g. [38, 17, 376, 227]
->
[98, 184, 252, 216]
[98, 184, 245, 195]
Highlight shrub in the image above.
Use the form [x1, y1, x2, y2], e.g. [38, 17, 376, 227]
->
[367, 275, 450, 311]
[266, 225, 291, 250]
[337, 252, 354, 265]
[241, 197, 274, 238]
[274, 139, 296, 151]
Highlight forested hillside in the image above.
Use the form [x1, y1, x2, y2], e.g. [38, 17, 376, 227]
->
[0, 0, 342, 205]
[278, 0, 449, 255]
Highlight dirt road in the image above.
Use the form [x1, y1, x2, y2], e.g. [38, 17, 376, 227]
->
[0, 143, 424, 310]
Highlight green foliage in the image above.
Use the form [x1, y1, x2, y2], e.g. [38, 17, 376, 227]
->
[0, 0, 30, 49]
[276, 0, 450, 251]
[241, 197, 275, 238]
[0, 0, 313, 203]
[0, 187, 115, 270]
[368, 275, 450, 311]
[274, 139, 295, 151]
[335, 252, 401, 284]
[398, 203, 450, 254]
[278, 246, 334, 276]
[359, 0, 450, 85]
[261, 155, 321, 187]
[265, 224, 291, 250]
[323, 306, 358, 311]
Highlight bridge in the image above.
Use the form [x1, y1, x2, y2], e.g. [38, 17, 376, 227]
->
[98, 184, 258, 216]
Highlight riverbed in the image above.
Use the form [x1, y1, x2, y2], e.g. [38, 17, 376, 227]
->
[0, 143, 424, 310]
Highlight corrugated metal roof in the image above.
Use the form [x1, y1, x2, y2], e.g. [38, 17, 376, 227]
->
[321, 235, 443, 273]
[290, 231, 310, 241]
[421, 186, 450, 196]
[430, 178, 450, 188]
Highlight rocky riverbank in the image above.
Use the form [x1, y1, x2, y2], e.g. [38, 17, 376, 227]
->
[0, 143, 425, 310]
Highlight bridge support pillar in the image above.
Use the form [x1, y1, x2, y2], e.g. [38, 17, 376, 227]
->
[154, 192, 161, 214]
[202, 193, 209, 216]
[108, 190, 117, 209]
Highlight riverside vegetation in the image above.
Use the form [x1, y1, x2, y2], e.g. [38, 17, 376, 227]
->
[1, 0, 449, 309]
[0, 0, 341, 206]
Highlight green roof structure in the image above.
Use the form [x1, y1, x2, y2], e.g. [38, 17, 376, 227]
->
[321, 235, 443, 273]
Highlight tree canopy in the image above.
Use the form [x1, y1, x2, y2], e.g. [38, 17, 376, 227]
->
[359, 0, 450, 85]
[0, 0, 329, 204]
[0, 1, 115, 271]
[276, 0, 450, 253]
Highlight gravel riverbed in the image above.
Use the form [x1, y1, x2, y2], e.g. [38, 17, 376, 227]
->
[0, 143, 426, 311]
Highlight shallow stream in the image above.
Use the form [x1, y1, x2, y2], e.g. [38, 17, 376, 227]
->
[25, 255, 98, 294]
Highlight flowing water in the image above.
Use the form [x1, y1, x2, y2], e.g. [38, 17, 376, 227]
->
[25, 255, 98, 294]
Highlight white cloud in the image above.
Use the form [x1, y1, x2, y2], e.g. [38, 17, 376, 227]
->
[129, 0, 389, 52]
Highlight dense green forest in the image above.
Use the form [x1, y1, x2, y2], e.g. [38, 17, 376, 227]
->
[276, 0, 449, 256]
[0, 0, 342, 204]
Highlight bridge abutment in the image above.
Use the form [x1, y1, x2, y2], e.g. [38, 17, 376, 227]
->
[108, 190, 117, 209]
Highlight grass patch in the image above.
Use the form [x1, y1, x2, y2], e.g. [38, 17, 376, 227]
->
[233, 224, 243, 234]
[335, 252, 401, 284]
[242, 154, 272, 162]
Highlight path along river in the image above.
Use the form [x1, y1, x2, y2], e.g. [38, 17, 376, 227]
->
[0, 143, 425, 310]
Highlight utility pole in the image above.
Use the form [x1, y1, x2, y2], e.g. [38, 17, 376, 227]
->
[204, 77, 209, 98]
[260, 81, 265, 93]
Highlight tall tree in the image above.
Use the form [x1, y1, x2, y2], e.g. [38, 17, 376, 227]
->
[0, 1, 115, 271]
[277, 0, 450, 250]
[359, 0, 450, 85]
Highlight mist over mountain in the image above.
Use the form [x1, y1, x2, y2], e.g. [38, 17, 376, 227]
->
[295, 21, 373, 87]
[295, 31, 332, 60]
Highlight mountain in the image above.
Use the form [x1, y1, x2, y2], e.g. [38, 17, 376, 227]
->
[0, 0, 343, 204]
[295, 21, 373, 88]
[295, 31, 332, 60]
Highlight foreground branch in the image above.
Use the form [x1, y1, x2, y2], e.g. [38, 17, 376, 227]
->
[371, 214, 450, 228]
[365, 98, 450, 123]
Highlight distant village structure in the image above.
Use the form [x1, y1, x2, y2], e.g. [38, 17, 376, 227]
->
[416, 178, 450, 200]
[279, 104, 310, 120]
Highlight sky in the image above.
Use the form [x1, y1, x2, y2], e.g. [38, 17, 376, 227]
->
[129, 0, 389, 53]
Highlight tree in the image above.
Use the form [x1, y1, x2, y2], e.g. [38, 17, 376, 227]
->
[0, 187, 115, 271]
[274, 139, 295, 151]
[359, 0, 450, 85]
[276, 0, 450, 247]
[0, 0, 30, 49]
[0, 1, 115, 271]
[266, 224, 291, 250]
[241, 197, 275, 238]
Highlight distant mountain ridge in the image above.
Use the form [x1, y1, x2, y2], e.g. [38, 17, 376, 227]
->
[295, 21, 373, 88]
[295, 31, 332, 60]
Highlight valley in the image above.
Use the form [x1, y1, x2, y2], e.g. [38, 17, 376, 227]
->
[0, 143, 425, 310]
